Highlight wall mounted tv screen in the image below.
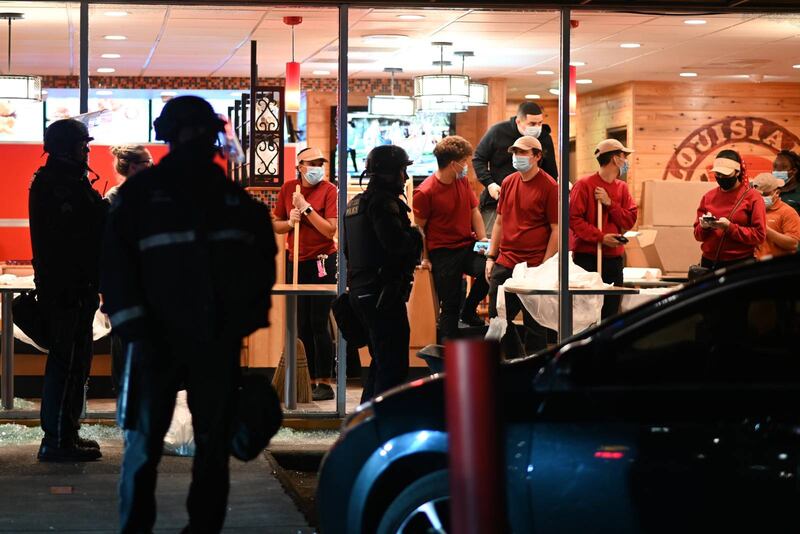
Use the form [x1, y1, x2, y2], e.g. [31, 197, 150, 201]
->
[330, 106, 456, 183]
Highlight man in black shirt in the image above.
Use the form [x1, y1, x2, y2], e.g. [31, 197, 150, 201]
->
[473, 101, 558, 232]
[344, 145, 423, 402]
[29, 119, 107, 462]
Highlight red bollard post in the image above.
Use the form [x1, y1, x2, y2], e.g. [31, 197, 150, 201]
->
[445, 338, 506, 534]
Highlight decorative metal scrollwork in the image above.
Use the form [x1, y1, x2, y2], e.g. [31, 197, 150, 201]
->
[249, 86, 285, 187]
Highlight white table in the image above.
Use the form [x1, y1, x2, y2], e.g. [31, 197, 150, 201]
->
[271, 283, 338, 409]
[0, 283, 35, 410]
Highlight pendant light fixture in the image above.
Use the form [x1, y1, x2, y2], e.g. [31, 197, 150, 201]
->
[368, 67, 415, 117]
[569, 65, 577, 116]
[454, 51, 488, 107]
[0, 13, 42, 101]
[414, 42, 469, 113]
[283, 16, 302, 113]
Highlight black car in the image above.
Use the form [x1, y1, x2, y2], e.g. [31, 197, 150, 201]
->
[318, 253, 800, 533]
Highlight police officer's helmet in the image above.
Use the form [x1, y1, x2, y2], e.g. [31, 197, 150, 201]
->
[43, 119, 94, 155]
[153, 95, 225, 143]
[365, 145, 413, 176]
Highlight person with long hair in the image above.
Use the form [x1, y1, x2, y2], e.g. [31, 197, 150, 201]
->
[694, 149, 766, 269]
[106, 145, 153, 202]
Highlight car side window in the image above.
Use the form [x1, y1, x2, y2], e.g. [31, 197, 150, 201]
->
[589, 279, 800, 386]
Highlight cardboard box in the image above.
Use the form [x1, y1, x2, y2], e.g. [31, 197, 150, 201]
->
[625, 226, 700, 275]
[641, 180, 716, 227]
[624, 228, 660, 268]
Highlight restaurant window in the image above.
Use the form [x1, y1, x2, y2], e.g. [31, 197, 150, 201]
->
[575, 277, 800, 387]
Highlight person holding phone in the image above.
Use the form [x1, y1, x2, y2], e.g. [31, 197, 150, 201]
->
[484, 136, 558, 357]
[414, 135, 489, 340]
[570, 139, 638, 319]
[694, 149, 766, 269]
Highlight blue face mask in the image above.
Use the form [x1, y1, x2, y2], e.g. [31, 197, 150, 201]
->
[773, 170, 789, 183]
[512, 155, 532, 173]
[304, 166, 324, 185]
[455, 163, 468, 179]
[617, 157, 630, 178]
[763, 195, 775, 209]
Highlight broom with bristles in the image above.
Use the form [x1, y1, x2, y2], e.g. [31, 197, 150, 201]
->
[272, 184, 313, 404]
[272, 338, 313, 403]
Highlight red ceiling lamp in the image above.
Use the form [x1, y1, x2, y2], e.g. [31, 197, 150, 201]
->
[569, 65, 577, 116]
[569, 20, 579, 116]
[283, 16, 303, 113]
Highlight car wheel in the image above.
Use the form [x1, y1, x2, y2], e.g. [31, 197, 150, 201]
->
[376, 469, 450, 534]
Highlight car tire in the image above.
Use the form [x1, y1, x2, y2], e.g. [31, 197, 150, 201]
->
[376, 469, 450, 534]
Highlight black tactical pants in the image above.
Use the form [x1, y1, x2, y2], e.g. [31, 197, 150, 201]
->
[118, 336, 240, 534]
[349, 290, 409, 403]
[40, 291, 98, 448]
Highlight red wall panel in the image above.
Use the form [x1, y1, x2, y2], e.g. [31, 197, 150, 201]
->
[1, 143, 296, 261]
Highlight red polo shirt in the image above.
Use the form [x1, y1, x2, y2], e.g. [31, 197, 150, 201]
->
[496, 169, 558, 269]
[413, 173, 478, 251]
[275, 178, 337, 261]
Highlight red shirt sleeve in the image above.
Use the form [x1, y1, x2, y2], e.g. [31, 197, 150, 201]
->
[323, 183, 338, 219]
[275, 184, 288, 219]
[468, 182, 478, 209]
[607, 182, 638, 231]
[728, 191, 767, 246]
[413, 188, 431, 221]
[496, 183, 507, 216]
[569, 180, 603, 244]
[546, 181, 559, 225]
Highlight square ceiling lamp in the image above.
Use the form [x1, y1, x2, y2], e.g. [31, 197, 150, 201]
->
[368, 67, 415, 117]
[0, 13, 43, 101]
[283, 16, 303, 113]
[414, 42, 469, 114]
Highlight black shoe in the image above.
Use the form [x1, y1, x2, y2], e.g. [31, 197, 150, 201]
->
[74, 436, 100, 450]
[460, 313, 486, 327]
[37, 443, 102, 462]
[312, 383, 334, 401]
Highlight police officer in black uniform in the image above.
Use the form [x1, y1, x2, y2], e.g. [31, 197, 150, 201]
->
[344, 145, 423, 403]
[30, 118, 107, 462]
[100, 96, 277, 533]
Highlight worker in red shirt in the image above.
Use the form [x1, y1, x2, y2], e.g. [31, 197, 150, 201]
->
[570, 139, 638, 319]
[414, 135, 489, 340]
[274, 147, 338, 401]
[484, 136, 558, 357]
[694, 149, 766, 270]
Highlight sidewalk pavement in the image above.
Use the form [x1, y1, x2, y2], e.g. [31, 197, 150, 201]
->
[0, 438, 314, 533]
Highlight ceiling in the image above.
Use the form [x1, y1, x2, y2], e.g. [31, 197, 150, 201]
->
[0, 2, 798, 99]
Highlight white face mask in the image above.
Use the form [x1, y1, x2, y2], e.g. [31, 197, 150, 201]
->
[454, 163, 468, 179]
[523, 125, 542, 138]
[304, 166, 324, 185]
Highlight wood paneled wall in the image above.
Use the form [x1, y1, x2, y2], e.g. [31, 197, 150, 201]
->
[631, 81, 800, 201]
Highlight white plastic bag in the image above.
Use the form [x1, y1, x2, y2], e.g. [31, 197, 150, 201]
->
[163, 390, 195, 456]
[486, 253, 605, 338]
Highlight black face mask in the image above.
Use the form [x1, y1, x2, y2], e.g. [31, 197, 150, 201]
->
[717, 176, 738, 191]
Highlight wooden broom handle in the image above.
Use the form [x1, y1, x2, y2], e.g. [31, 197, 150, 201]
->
[596, 198, 603, 278]
[293, 184, 301, 286]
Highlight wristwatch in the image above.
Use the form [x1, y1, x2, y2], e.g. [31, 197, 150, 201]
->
[302, 205, 314, 216]
[486, 254, 497, 261]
